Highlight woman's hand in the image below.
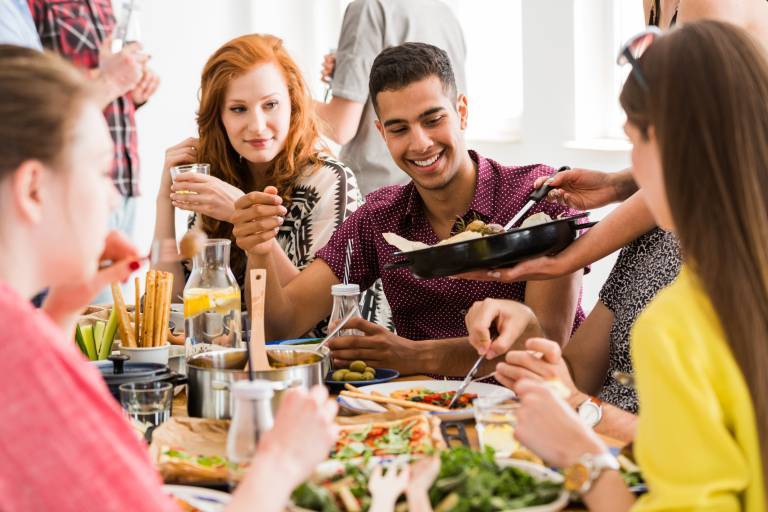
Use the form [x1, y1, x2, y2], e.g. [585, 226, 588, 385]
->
[496, 338, 582, 406]
[252, 386, 338, 486]
[159, 137, 198, 199]
[513, 379, 606, 468]
[532, 168, 636, 210]
[453, 253, 568, 283]
[171, 173, 245, 222]
[369, 464, 410, 512]
[465, 298, 538, 359]
[232, 186, 287, 256]
[42, 231, 140, 331]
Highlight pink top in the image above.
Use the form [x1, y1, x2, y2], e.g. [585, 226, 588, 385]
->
[0, 282, 177, 511]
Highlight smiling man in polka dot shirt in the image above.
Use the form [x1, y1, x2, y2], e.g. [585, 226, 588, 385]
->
[232, 43, 586, 377]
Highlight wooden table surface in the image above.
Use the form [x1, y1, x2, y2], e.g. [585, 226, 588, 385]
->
[171, 375, 618, 511]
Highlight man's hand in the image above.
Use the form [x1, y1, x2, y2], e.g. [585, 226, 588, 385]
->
[97, 38, 147, 103]
[131, 67, 160, 106]
[464, 298, 538, 359]
[171, 173, 245, 222]
[232, 186, 287, 255]
[326, 317, 426, 374]
[532, 168, 636, 210]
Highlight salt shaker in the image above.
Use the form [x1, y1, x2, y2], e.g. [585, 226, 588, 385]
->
[226, 380, 274, 488]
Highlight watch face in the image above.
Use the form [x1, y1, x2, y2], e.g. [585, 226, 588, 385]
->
[579, 402, 600, 426]
[564, 463, 590, 492]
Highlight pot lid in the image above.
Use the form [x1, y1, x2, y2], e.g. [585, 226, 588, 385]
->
[94, 354, 171, 386]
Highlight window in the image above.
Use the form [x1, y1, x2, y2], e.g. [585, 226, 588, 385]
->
[573, 0, 644, 143]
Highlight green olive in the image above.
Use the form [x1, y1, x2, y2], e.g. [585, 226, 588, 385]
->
[344, 371, 364, 381]
[364, 367, 375, 374]
[349, 360, 367, 373]
[331, 369, 349, 381]
[362, 371, 375, 381]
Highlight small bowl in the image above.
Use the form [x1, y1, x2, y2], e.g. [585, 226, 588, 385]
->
[120, 343, 171, 365]
[325, 368, 400, 392]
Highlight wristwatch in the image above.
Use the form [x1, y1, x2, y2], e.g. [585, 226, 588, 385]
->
[577, 396, 603, 428]
[564, 451, 620, 494]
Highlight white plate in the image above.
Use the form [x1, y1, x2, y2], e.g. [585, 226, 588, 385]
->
[337, 379, 514, 421]
[163, 485, 230, 512]
[496, 459, 569, 511]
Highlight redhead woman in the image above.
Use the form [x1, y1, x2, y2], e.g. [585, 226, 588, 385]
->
[466, 21, 768, 511]
[152, 34, 391, 335]
[0, 45, 337, 512]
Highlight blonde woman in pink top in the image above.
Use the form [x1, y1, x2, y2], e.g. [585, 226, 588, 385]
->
[0, 45, 338, 512]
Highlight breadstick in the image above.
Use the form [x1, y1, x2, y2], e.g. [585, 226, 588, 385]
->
[110, 283, 136, 348]
[158, 272, 173, 346]
[142, 271, 156, 348]
[153, 272, 166, 346]
[134, 276, 141, 345]
[339, 390, 450, 412]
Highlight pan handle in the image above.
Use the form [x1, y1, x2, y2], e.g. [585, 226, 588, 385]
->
[575, 221, 598, 230]
[384, 259, 410, 270]
[528, 166, 570, 201]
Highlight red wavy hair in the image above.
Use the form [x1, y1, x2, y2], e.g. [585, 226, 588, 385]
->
[196, 34, 327, 278]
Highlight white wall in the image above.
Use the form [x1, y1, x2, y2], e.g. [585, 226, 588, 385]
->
[132, 0, 632, 312]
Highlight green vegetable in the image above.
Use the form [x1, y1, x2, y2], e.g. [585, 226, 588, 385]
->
[93, 321, 106, 355]
[344, 372, 364, 381]
[80, 324, 97, 360]
[98, 308, 119, 360]
[75, 324, 88, 356]
[293, 446, 563, 511]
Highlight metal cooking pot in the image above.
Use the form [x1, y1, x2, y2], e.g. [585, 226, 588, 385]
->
[186, 346, 330, 419]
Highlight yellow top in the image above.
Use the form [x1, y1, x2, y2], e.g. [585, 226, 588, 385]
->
[631, 266, 765, 511]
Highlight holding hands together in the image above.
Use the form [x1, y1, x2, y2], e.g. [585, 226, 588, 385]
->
[232, 186, 288, 255]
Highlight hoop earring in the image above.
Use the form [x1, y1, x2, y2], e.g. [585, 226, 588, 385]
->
[239, 154, 243, 163]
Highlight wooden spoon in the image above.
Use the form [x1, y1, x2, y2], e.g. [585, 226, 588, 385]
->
[248, 269, 271, 371]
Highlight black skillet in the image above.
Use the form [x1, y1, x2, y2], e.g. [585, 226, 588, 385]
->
[384, 212, 596, 279]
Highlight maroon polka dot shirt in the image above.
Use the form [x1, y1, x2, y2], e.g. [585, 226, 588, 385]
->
[316, 150, 586, 341]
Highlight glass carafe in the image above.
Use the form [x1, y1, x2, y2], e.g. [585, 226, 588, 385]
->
[184, 239, 242, 362]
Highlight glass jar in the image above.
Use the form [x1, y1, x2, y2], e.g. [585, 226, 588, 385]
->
[184, 239, 242, 362]
[329, 284, 364, 337]
[226, 380, 275, 488]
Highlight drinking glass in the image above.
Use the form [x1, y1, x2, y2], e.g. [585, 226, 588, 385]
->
[170, 163, 210, 194]
[119, 381, 173, 427]
[473, 397, 520, 458]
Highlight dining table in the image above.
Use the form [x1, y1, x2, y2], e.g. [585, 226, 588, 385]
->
[168, 374, 624, 512]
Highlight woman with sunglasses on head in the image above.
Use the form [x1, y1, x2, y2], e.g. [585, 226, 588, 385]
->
[152, 34, 391, 335]
[0, 45, 338, 512]
[467, 22, 768, 511]
[464, 0, 768, 287]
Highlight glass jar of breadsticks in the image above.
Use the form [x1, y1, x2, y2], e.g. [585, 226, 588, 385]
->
[183, 239, 243, 362]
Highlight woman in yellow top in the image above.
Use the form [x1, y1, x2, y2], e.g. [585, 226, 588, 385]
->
[464, 21, 768, 511]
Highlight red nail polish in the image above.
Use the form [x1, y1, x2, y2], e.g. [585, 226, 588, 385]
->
[129, 260, 141, 271]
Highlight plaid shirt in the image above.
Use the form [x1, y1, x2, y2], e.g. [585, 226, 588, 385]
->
[29, 0, 140, 196]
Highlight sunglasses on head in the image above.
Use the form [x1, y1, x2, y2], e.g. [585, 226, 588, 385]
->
[617, 26, 662, 91]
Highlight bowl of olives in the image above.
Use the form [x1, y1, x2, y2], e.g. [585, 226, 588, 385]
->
[325, 360, 399, 391]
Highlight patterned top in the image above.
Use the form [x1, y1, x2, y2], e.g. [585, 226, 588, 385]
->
[316, 150, 587, 342]
[189, 156, 393, 336]
[0, 282, 175, 511]
[29, 0, 140, 196]
[598, 228, 681, 412]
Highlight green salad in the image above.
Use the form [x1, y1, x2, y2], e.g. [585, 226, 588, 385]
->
[291, 446, 562, 512]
